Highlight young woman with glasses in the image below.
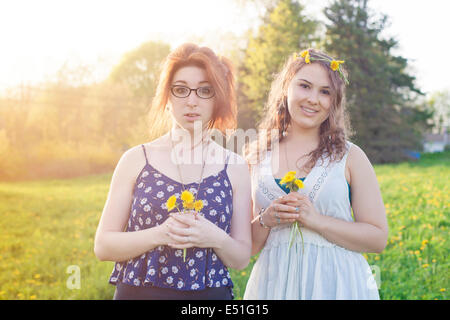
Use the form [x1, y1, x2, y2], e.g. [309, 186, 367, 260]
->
[94, 43, 252, 300]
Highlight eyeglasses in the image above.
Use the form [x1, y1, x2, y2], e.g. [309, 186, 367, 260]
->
[170, 85, 215, 99]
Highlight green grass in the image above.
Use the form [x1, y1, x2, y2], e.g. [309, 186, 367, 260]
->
[0, 152, 448, 300]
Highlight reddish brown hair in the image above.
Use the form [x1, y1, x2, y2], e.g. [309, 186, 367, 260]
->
[150, 43, 237, 136]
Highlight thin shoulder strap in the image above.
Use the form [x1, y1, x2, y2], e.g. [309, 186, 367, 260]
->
[224, 151, 231, 171]
[141, 144, 149, 165]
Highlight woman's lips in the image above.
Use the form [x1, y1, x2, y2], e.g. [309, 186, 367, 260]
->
[184, 113, 201, 121]
[300, 105, 318, 116]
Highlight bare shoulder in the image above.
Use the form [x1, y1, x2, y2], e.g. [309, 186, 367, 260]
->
[225, 150, 251, 188]
[346, 143, 377, 186]
[114, 142, 152, 184]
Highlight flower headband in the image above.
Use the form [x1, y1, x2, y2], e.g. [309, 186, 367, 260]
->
[293, 50, 349, 85]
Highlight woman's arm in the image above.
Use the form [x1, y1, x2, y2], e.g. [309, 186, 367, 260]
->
[167, 157, 253, 270]
[291, 145, 389, 253]
[94, 147, 174, 262]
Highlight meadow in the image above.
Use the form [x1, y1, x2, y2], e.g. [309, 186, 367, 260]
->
[0, 152, 448, 300]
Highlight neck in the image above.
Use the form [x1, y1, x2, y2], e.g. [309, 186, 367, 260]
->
[284, 123, 320, 149]
[170, 125, 210, 150]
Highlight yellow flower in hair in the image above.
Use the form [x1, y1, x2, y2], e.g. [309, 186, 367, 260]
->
[300, 50, 309, 58]
[330, 60, 345, 71]
[166, 195, 178, 212]
[305, 52, 311, 64]
[181, 190, 194, 204]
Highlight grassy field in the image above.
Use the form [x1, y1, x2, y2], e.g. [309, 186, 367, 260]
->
[0, 152, 448, 300]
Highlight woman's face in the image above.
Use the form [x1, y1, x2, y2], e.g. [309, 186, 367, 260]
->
[286, 63, 332, 131]
[168, 65, 215, 133]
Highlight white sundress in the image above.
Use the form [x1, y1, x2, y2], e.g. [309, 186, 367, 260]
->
[243, 141, 380, 300]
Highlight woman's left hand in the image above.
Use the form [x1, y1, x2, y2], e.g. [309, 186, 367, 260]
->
[166, 212, 226, 250]
[281, 192, 323, 231]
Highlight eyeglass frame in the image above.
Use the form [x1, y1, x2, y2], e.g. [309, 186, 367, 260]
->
[170, 85, 215, 99]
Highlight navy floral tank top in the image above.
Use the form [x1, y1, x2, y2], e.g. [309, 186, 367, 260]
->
[109, 144, 234, 294]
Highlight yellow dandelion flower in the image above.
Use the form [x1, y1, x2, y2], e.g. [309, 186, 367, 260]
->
[280, 171, 296, 185]
[183, 201, 195, 210]
[440, 288, 446, 292]
[330, 60, 345, 71]
[194, 200, 204, 212]
[422, 239, 429, 246]
[422, 264, 429, 268]
[30, 295, 37, 300]
[34, 274, 41, 279]
[305, 51, 311, 64]
[294, 179, 304, 190]
[181, 190, 194, 204]
[166, 195, 178, 212]
[300, 50, 309, 58]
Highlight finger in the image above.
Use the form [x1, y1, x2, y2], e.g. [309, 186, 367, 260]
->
[272, 203, 299, 213]
[168, 243, 194, 249]
[167, 224, 192, 237]
[169, 213, 197, 226]
[166, 231, 191, 244]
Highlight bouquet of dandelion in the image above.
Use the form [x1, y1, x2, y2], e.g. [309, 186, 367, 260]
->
[166, 190, 204, 262]
[279, 171, 305, 252]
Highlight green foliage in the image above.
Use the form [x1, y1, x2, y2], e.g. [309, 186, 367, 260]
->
[324, 0, 431, 163]
[238, 0, 319, 128]
[109, 41, 171, 105]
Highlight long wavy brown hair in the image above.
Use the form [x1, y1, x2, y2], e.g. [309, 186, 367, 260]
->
[245, 48, 352, 171]
[148, 43, 237, 138]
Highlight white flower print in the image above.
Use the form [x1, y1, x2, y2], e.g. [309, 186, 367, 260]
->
[175, 250, 182, 257]
[148, 268, 156, 276]
[212, 253, 217, 261]
[224, 180, 229, 187]
[156, 180, 164, 186]
[166, 276, 173, 284]
[144, 205, 151, 212]
[222, 278, 228, 285]
[156, 191, 164, 198]
[221, 215, 226, 223]
[128, 271, 134, 279]
[134, 225, 140, 231]
[210, 268, 216, 275]
[219, 269, 224, 275]
[154, 173, 162, 178]
[140, 198, 148, 205]
[188, 259, 195, 267]
[209, 209, 217, 216]
[189, 187, 197, 195]
[144, 187, 152, 193]
[138, 217, 143, 226]
[226, 205, 230, 214]
[142, 171, 149, 178]
[161, 267, 168, 274]
[156, 214, 163, 221]
[161, 203, 167, 210]
[172, 266, 179, 274]
[167, 185, 174, 192]
[177, 280, 184, 289]
[195, 251, 204, 259]
[137, 182, 144, 189]
[133, 198, 137, 206]
[220, 190, 226, 198]
[190, 269, 196, 277]
[159, 256, 166, 263]
[132, 209, 137, 217]
[202, 200, 208, 207]
[213, 182, 221, 187]
[191, 283, 200, 290]
[133, 278, 141, 286]
[215, 196, 221, 203]
[215, 281, 221, 287]
[206, 188, 214, 194]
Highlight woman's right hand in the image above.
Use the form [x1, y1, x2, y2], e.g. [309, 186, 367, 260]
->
[158, 216, 190, 246]
[261, 195, 300, 228]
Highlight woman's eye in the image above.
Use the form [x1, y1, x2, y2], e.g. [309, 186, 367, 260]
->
[300, 84, 309, 89]
[321, 89, 330, 95]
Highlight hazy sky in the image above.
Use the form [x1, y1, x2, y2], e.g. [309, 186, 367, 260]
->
[1, 0, 449, 96]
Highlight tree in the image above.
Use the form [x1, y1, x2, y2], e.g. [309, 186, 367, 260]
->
[109, 41, 171, 106]
[239, 0, 319, 129]
[324, 0, 430, 163]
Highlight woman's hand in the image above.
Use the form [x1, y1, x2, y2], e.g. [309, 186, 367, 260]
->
[261, 196, 300, 228]
[281, 192, 323, 230]
[159, 215, 190, 246]
[165, 212, 227, 250]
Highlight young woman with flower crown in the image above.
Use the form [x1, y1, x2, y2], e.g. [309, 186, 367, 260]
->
[243, 48, 388, 300]
[94, 43, 252, 300]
